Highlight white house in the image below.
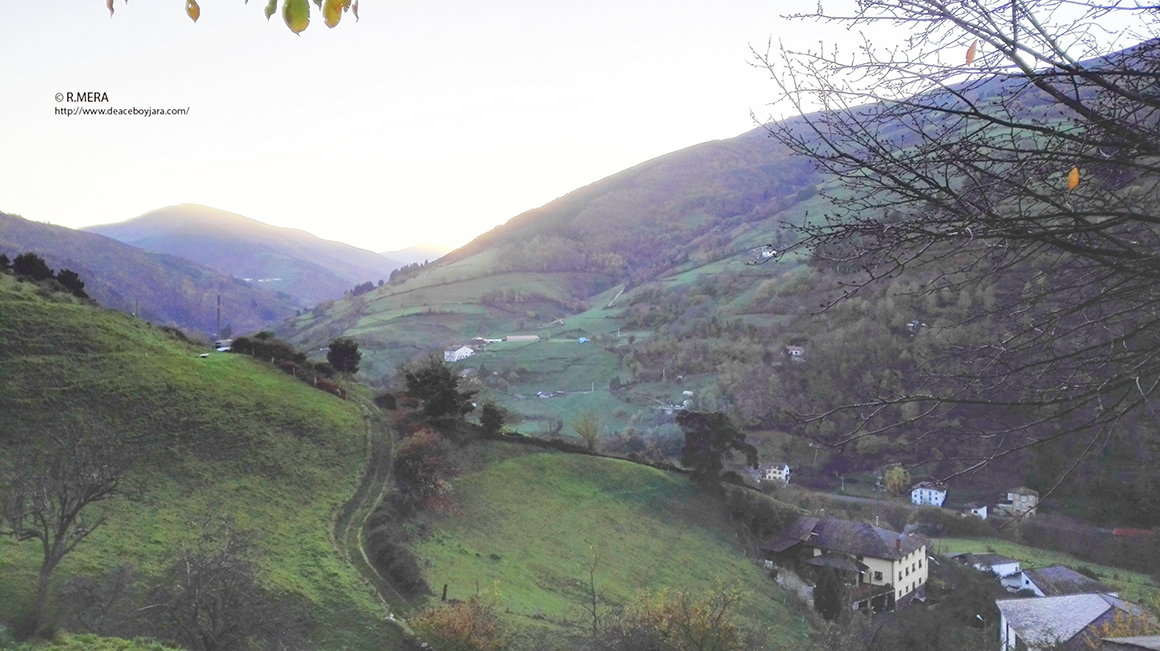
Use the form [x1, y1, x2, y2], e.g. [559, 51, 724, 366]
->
[997, 594, 1144, 651]
[443, 345, 474, 363]
[954, 553, 1020, 580]
[785, 345, 806, 361]
[965, 504, 988, 519]
[757, 463, 791, 486]
[910, 481, 947, 507]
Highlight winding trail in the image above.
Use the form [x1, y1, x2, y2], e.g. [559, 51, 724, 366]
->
[331, 398, 414, 642]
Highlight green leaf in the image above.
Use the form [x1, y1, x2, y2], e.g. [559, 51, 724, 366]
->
[283, 0, 310, 33]
[265, 0, 277, 20]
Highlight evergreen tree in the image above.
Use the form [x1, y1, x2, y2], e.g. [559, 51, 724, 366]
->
[327, 337, 361, 374]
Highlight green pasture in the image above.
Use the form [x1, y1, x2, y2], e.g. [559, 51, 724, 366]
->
[409, 444, 814, 646]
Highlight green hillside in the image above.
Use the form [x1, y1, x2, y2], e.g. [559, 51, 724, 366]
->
[408, 443, 815, 647]
[0, 273, 399, 650]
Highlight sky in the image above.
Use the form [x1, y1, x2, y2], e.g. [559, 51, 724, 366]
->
[0, 1, 836, 253]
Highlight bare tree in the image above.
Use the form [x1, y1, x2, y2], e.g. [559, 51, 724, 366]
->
[572, 411, 603, 452]
[140, 514, 311, 651]
[755, 1, 1160, 486]
[1, 424, 132, 638]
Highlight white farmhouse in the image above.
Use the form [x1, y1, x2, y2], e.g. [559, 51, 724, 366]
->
[910, 481, 947, 507]
[443, 345, 474, 363]
[757, 463, 791, 486]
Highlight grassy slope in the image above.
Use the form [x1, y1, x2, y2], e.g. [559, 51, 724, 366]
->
[933, 537, 1160, 604]
[0, 275, 397, 650]
[409, 443, 814, 647]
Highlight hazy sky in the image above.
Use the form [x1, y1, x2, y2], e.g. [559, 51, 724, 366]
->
[0, 1, 833, 252]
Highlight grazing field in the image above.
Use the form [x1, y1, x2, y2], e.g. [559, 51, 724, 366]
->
[409, 443, 815, 647]
[933, 537, 1160, 604]
[0, 275, 399, 651]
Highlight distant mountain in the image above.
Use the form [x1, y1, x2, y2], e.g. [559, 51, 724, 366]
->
[0, 211, 297, 335]
[379, 243, 451, 266]
[83, 204, 402, 305]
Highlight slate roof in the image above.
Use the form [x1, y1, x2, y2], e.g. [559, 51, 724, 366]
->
[1101, 636, 1160, 651]
[805, 552, 869, 573]
[955, 552, 1020, 573]
[763, 516, 926, 561]
[998, 594, 1146, 650]
[1026, 566, 1117, 597]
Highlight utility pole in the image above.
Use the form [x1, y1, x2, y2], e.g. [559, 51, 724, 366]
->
[216, 295, 221, 340]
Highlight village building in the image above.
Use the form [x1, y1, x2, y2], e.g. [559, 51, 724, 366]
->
[762, 516, 929, 612]
[443, 345, 474, 363]
[505, 335, 540, 342]
[752, 463, 791, 487]
[998, 594, 1147, 651]
[953, 552, 1020, 580]
[963, 503, 989, 519]
[995, 486, 1039, 517]
[785, 345, 806, 361]
[910, 481, 947, 507]
[1012, 566, 1118, 597]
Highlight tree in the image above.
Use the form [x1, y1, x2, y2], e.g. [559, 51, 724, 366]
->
[0, 253, 10, 270]
[402, 355, 477, 439]
[392, 428, 456, 514]
[882, 465, 912, 496]
[1, 424, 133, 639]
[106, 0, 359, 34]
[813, 567, 846, 622]
[600, 584, 756, 651]
[675, 411, 758, 490]
[327, 336, 361, 374]
[141, 516, 308, 651]
[572, 410, 602, 451]
[411, 595, 505, 651]
[757, 1, 1160, 484]
[55, 268, 88, 299]
[479, 401, 504, 437]
[11, 252, 53, 281]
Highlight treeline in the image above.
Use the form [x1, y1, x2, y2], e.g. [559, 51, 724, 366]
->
[0, 250, 88, 298]
[229, 331, 357, 399]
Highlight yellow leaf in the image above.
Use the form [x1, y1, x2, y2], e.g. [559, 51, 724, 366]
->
[283, 0, 310, 33]
[324, 0, 342, 27]
[265, 0, 277, 20]
[1068, 166, 1080, 190]
[966, 40, 977, 65]
[186, 0, 200, 22]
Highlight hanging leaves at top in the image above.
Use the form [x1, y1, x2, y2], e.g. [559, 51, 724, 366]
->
[107, 0, 115, 17]
[323, 0, 343, 28]
[966, 40, 977, 65]
[1068, 167, 1080, 191]
[186, 0, 200, 22]
[352, 0, 359, 21]
[265, 0, 277, 20]
[283, 0, 310, 34]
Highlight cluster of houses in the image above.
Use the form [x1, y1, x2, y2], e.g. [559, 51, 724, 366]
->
[908, 483, 1040, 521]
[952, 552, 1157, 650]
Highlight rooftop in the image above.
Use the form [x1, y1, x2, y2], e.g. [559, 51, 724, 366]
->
[997, 594, 1142, 649]
[1025, 566, 1117, 597]
[763, 516, 927, 561]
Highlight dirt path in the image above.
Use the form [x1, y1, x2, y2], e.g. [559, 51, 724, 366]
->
[332, 399, 413, 639]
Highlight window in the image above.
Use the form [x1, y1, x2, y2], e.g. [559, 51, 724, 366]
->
[874, 571, 883, 581]
[918, 559, 922, 569]
[899, 572, 903, 581]
[905, 567, 910, 576]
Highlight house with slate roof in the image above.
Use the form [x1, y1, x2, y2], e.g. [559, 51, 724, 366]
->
[998, 594, 1148, 650]
[761, 516, 929, 611]
[1014, 565, 1119, 598]
[953, 552, 1021, 580]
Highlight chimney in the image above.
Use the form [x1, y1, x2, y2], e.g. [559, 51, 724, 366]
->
[896, 537, 902, 551]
